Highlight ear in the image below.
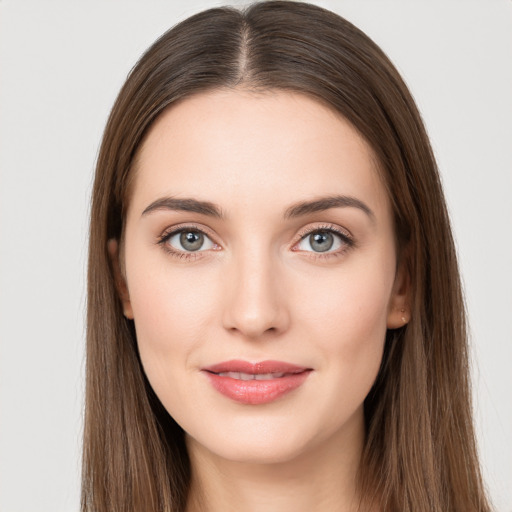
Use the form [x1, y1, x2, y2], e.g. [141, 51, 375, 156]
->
[386, 259, 411, 329]
[107, 238, 134, 320]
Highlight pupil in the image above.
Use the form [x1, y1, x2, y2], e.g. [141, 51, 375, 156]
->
[310, 231, 333, 252]
[180, 231, 203, 251]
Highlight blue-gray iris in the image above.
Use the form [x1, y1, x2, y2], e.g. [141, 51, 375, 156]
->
[180, 231, 204, 251]
[310, 232, 333, 252]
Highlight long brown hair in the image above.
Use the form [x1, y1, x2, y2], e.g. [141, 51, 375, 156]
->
[82, 2, 491, 510]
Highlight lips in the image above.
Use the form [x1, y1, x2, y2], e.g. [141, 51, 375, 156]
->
[202, 360, 312, 405]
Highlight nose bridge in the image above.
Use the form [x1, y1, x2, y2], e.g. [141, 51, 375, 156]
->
[222, 241, 289, 338]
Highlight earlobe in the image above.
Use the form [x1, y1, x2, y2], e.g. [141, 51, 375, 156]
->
[107, 238, 134, 320]
[386, 260, 411, 329]
[387, 306, 409, 329]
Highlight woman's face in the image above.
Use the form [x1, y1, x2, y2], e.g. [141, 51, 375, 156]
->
[117, 89, 407, 464]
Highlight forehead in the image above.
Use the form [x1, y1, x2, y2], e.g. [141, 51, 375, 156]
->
[128, 89, 389, 219]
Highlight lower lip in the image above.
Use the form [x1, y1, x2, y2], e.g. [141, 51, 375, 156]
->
[204, 371, 311, 405]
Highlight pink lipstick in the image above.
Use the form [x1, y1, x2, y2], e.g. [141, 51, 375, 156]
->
[202, 360, 312, 405]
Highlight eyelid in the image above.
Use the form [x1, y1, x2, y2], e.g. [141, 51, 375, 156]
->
[158, 222, 218, 242]
[294, 223, 353, 242]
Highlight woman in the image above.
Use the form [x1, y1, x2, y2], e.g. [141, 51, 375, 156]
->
[82, 1, 492, 511]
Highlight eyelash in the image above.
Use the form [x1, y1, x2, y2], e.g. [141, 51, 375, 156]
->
[156, 223, 355, 261]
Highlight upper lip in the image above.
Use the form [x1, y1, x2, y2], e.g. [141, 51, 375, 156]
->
[202, 360, 311, 375]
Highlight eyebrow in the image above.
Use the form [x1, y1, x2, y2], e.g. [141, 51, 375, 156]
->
[284, 195, 375, 221]
[141, 197, 225, 218]
[141, 194, 374, 222]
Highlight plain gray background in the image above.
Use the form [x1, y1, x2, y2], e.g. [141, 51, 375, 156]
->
[1, 1, 511, 510]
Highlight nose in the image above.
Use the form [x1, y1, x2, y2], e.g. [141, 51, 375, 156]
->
[221, 248, 290, 339]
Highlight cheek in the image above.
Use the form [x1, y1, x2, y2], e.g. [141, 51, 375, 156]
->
[295, 254, 394, 396]
[298, 254, 393, 342]
[130, 271, 213, 344]
[125, 258, 220, 391]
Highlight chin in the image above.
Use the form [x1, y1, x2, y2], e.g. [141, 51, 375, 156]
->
[185, 413, 335, 467]
[197, 436, 312, 466]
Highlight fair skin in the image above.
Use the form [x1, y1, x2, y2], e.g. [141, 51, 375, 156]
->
[110, 89, 408, 512]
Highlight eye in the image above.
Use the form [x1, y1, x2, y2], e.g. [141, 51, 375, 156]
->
[165, 229, 216, 253]
[295, 228, 352, 254]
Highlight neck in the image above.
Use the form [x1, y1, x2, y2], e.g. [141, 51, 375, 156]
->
[185, 410, 369, 512]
